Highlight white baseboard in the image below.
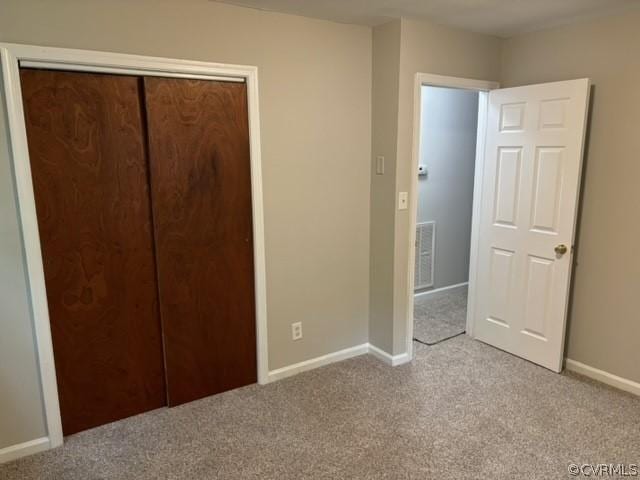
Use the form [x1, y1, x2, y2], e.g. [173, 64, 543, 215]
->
[267, 343, 412, 382]
[2, 344, 414, 464]
[267, 343, 370, 382]
[565, 359, 640, 397]
[0, 437, 50, 464]
[368, 344, 412, 366]
[415, 282, 468, 298]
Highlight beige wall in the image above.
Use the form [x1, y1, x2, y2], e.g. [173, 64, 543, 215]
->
[502, 11, 640, 383]
[388, 18, 502, 354]
[3, 0, 639, 458]
[369, 17, 502, 354]
[369, 20, 401, 352]
[0, 0, 371, 448]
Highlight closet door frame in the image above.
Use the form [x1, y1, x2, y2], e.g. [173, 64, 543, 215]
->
[0, 43, 269, 453]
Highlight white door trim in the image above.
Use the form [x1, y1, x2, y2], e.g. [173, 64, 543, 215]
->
[406, 73, 499, 360]
[0, 43, 269, 454]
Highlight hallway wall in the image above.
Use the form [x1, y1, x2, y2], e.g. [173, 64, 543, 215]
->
[417, 86, 478, 290]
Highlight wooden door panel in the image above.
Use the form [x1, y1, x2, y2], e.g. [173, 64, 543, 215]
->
[20, 69, 166, 434]
[143, 77, 256, 406]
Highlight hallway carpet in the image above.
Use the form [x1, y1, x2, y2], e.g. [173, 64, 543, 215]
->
[414, 285, 468, 344]
[2, 336, 639, 479]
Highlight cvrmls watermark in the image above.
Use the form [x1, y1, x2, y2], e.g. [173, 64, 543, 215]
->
[568, 463, 639, 477]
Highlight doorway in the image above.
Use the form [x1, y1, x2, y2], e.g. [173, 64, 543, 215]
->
[407, 74, 497, 355]
[413, 85, 479, 345]
[407, 73, 591, 373]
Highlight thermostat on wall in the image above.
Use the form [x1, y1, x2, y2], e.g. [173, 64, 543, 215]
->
[418, 165, 428, 177]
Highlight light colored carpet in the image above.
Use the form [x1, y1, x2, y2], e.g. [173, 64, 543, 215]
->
[414, 285, 468, 344]
[2, 336, 639, 479]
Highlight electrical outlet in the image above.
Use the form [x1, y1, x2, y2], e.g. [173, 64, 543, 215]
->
[291, 322, 302, 340]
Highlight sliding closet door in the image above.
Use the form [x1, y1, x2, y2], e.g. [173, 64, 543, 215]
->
[20, 69, 166, 434]
[143, 78, 257, 406]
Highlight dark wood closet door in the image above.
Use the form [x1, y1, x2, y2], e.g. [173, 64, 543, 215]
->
[20, 69, 166, 434]
[143, 77, 257, 406]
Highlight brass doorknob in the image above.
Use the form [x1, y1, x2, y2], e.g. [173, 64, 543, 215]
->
[554, 244, 568, 255]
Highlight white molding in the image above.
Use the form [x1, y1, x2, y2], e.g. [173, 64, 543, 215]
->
[267, 344, 370, 382]
[0, 43, 269, 458]
[18, 60, 245, 82]
[368, 344, 411, 367]
[0, 437, 50, 464]
[4, 42, 257, 79]
[0, 47, 64, 449]
[245, 65, 269, 386]
[414, 281, 468, 298]
[405, 73, 499, 360]
[565, 359, 640, 397]
[267, 343, 413, 382]
[415, 73, 500, 92]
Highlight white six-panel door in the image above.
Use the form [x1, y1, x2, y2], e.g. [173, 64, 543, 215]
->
[473, 79, 590, 372]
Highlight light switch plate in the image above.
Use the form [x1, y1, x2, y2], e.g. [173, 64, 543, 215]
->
[291, 322, 302, 340]
[398, 191, 408, 210]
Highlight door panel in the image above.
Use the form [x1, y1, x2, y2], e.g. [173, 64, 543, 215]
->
[487, 247, 514, 328]
[143, 77, 257, 406]
[530, 147, 564, 233]
[20, 69, 166, 434]
[493, 147, 522, 227]
[474, 79, 590, 372]
[522, 254, 554, 340]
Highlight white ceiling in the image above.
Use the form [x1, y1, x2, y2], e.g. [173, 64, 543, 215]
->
[214, 0, 640, 37]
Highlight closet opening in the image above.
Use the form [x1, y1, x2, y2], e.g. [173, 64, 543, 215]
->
[0, 43, 268, 447]
[19, 67, 258, 434]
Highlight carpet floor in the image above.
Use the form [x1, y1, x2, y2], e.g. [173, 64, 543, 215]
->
[2, 336, 639, 479]
[414, 285, 468, 344]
